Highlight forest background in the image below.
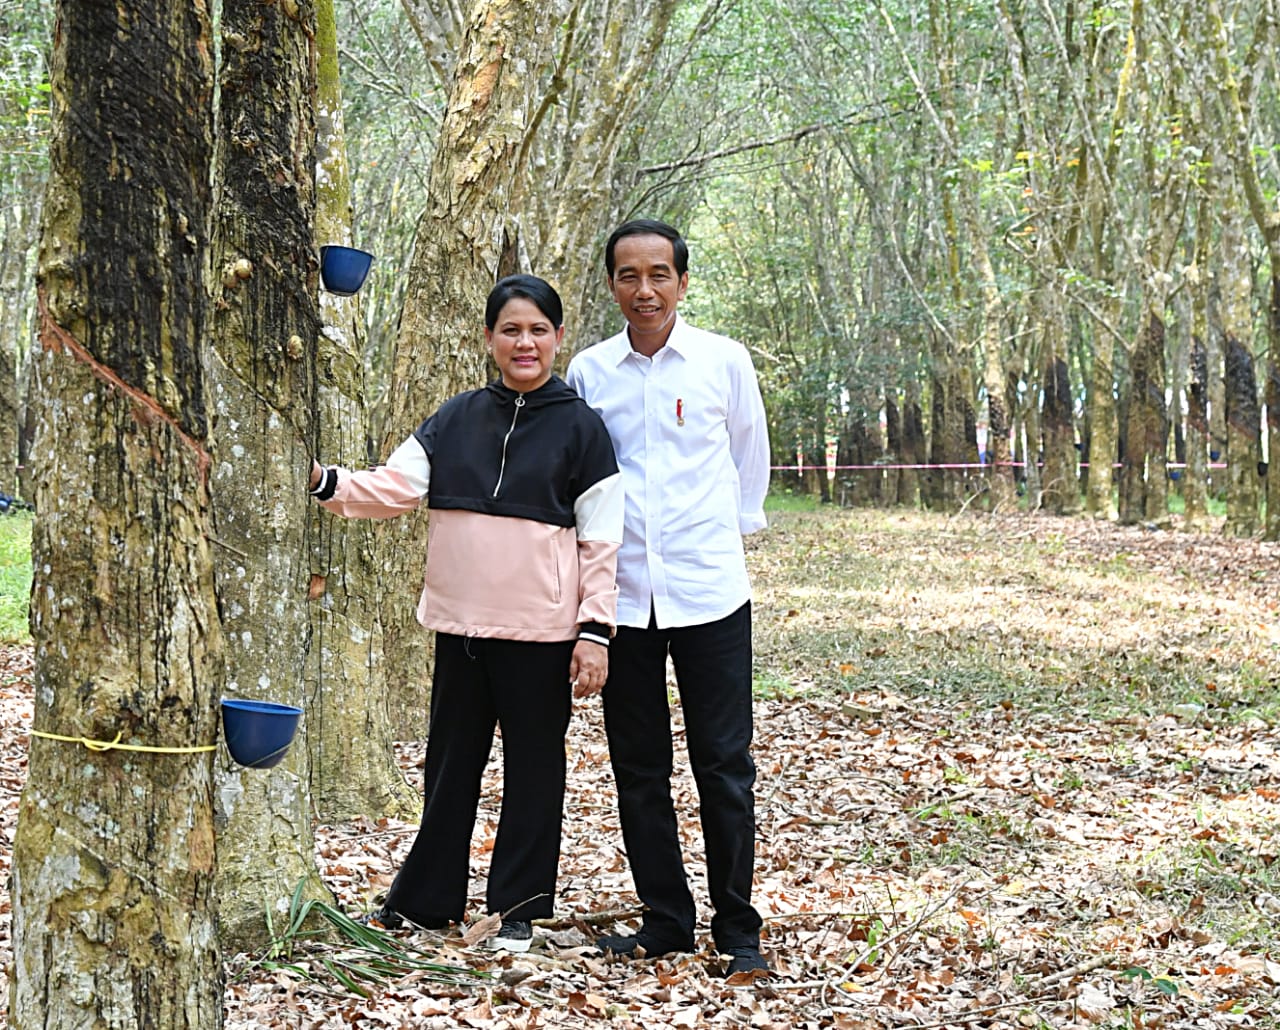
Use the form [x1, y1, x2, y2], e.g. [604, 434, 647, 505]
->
[0, 0, 1278, 1028]
[3, 0, 1279, 538]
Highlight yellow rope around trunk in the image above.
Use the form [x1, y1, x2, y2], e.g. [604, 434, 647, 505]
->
[30, 728, 217, 754]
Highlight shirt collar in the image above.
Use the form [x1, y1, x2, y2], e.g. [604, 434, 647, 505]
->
[608, 313, 690, 366]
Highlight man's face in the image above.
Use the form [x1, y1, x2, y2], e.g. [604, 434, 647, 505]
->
[608, 233, 688, 341]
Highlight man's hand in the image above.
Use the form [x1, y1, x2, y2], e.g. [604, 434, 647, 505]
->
[309, 460, 323, 491]
[569, 639, 608, 698]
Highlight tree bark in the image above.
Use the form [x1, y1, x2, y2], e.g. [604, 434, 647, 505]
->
[899, 379, 925, 508]
[1185, 332, 1210, 529]
[0, 3, 49, 501]
[969, 230, 1015, 511]
[1267, 277, 1280, 537]
[309, 0, 420, 822]
[0, 190, 38, 497]
[1118, 306, 1169, 526]
[1076, 13, 1135, 522]
[533, 0, 680, 344]
[1222, 332, 1262, 537]
[209, 0, 328, 950]
[883, 388, 902, 507]
[1040, 286, 1080, 516]
[1084, 296, 1121, 519]
[1218, 199, 1262, 537]
[10, 0, 223, 1025]
[377, 0, 567, 730]
[1180, 193, 1213, 529]
[1206, 0, 1276, 538]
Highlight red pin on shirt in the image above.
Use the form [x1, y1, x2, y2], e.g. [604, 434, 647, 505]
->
[676, 398, 684, 427]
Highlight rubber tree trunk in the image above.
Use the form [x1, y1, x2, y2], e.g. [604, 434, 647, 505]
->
[10, 0, 223, 1025]
[0, 180, 39, 497]
[534, 0, 679, 345]
[1219, 203, 1262, 537]
[1040, 286, 1080, 516]
[1184, 334, 1211, 530]
[884, 389, 903, 507]
[1181, 198, 1212, 530]
[377, 0, 566, 732]
[209, 0, 328, 950]
[306, 0, 419, 822]
[1084, 297, 1122, 520]
[899, 379, 925, 508]
[925, 334, 968, 512]
[1264, 277, 1280, 539]
[1118, 305, 1170, 527]
[1222, 333, 1262, 537]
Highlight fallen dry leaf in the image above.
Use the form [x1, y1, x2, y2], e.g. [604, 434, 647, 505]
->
[460, 911, 502, 948]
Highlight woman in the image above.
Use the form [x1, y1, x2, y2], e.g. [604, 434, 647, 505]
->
[309, 275, 622, 952]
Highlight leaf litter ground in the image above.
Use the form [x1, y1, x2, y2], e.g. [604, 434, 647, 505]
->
[1, 509, 1277, 1027]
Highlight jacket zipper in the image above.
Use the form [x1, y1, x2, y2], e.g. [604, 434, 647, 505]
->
[492, 394, 525, 497]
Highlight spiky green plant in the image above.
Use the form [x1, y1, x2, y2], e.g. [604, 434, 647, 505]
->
[236, 881, 491, 997]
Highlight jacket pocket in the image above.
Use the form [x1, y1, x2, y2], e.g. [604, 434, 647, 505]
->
[550, 534, 562, 605]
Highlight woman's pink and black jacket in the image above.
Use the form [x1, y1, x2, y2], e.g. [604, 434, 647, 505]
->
[311, 376, 622, 645]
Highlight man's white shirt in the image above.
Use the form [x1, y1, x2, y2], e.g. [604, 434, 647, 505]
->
[566, 315, 771, 630]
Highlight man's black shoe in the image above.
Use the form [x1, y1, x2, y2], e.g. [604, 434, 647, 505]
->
[597, 929, 693, 959]
[724, 946, 770, 976]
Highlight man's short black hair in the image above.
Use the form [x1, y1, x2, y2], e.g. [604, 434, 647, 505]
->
[605, 219, 689, 279]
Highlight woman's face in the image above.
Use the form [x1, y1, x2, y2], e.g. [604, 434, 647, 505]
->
[486, 297, 564, 393]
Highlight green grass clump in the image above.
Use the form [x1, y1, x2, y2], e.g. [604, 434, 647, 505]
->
[0, 511, 32, 643]
[765, 488, 824, 513]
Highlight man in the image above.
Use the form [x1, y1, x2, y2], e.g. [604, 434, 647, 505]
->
[566, 219, 771, 976]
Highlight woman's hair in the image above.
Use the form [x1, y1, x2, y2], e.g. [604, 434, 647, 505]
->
[485, 274, 564, 330]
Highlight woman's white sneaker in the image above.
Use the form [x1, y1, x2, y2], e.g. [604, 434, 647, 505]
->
[491, 918, 533, 952]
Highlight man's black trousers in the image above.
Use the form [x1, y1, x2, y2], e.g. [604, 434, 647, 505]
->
[386, 632, 574, 926]
[602, 601, 763, 952]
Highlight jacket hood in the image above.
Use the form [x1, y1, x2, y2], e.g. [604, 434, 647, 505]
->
[485, 375, 579, 409]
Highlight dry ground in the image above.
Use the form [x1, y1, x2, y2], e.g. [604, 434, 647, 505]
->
[2, 508, 1278, 1028]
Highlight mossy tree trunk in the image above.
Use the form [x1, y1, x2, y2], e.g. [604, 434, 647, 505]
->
[1218, 200, 1262, 538]
[0, 185, 38, 498]
[377, 0, 566, 730]
[309, 0, 419, 820]
[1181, 195, 1213, 530]
[1040, 286, 1080, 516]
[0, 2, 49, 501]
[209, 0, 328, 950]
[969, 231, 1015, 511]
[1076, 15, 1136, 523]
[10, 0, 223, 1025]
[399, 0, 681, 349]
[1185, 332, 1210, 528]
[899, 378, 925, 508]
[1207, 0, 1275, 537]
[1118, 306, 1170, 526]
